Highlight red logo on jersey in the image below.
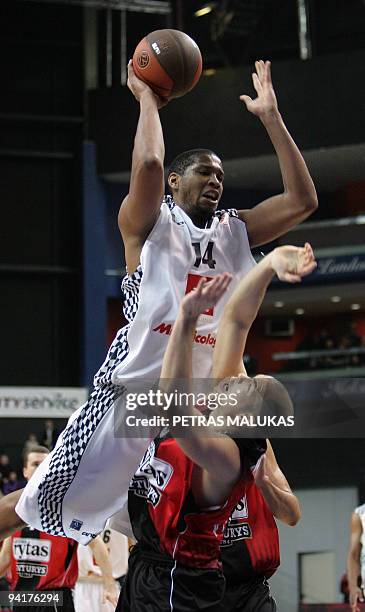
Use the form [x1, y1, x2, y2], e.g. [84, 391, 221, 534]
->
[153, 323, 216, 347]
[185, 273, 214, 316]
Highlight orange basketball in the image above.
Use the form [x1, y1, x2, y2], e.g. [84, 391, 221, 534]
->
[132, 29, 202, 100]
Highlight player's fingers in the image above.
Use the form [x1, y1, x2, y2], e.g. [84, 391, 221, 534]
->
[208, 277, 229, 301]
[300, 261, 317, 275]
[195, 277, 207, 296]
[221, 273, 232, 291]
[204, 275, 224, 298]
[255, 60, 263, 79]
[239, 94, 253, 108]
[252, 73, 262, 93]
[305, 242, 315, 260]
[214, 272, 232, 291]
[265, 60, 272, 82]
[281, 272, 301, 283]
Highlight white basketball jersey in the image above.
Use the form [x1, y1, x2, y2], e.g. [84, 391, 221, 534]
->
[355, 503, 365, 584]
[16, 199, 257, 545]
[96, 199, 255, 385]
[78, 527, 128, 579]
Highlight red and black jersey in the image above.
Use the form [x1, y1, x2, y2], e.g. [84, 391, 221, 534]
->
[8, 527, 78, 591]
[128, 435, 266, 570]
[221, 482, 280, 584]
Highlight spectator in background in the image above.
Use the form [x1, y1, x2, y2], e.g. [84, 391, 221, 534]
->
[0, 446, 118, 612]
[339, 322, 362, 367]
[2, 472, 24, 496]
[0, 456, 12, 483]
[23, 433, 39, 455]
[41, 420, 58, 450]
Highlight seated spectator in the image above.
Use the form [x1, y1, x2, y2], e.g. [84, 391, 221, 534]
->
[0, 455, 12, 485]
[23, 433, 39, 454]
[2, 471, 24, 496]
[41, 420, 59, 450]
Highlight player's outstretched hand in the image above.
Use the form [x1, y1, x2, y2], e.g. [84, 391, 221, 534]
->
[349, 585, 363, 612]
[240, 60, 278, 119]
[181, 273, 232, 320]
[271, 243, 317, 283]
[127, 60, 168, 109]
[102, 578, 119, 607]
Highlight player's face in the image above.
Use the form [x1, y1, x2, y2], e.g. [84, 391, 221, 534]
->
[171, 153, 224, 217]
[218, 374, 271, 415]
[23, 452, 48, 480]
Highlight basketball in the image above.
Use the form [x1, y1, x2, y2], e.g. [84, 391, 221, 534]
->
[132, 29, 202, 100]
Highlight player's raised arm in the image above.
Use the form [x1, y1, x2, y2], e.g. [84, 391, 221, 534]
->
[87, 536, 119, 607]
[238, 61, 318, 247]
[254, 441, 301, 526]
[212, 243, 316, 380]
[159, 274, 243, 496]
[0, 537, 11, 576]
[118, 61, 167, 273]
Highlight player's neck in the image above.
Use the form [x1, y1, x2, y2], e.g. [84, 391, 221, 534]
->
[178, 202, 212, 228]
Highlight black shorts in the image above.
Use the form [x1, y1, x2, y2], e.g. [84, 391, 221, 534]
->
[117, 547, 226, 612]
[219, 577, 277, 612]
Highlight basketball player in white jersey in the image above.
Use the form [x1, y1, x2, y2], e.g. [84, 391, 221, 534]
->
[0, 59, 317, 544]
[75, 526, 128, 612]
[347, 503, 365, 611]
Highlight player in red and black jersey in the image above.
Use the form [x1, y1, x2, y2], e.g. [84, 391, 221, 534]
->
[220, 440, 300, 611]
[0, 447, 118, 612]
[119, 244, 314, 611]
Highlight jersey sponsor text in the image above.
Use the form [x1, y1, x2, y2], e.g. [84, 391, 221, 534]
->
[13, 538, 51, 562]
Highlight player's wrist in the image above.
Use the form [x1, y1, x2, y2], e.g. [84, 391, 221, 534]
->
[139, 89, 159, 105]
[180, 309, 199, 327]
[265, 251, 277, 274]
[259, 108, 281, 126]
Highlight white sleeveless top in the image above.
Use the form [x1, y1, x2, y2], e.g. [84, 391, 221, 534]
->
[94, 198, 256, 386]
[355, 503, 365, 584]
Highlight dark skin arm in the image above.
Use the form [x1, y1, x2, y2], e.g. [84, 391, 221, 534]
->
[118, 62, 166, 274]
[238, 61, 318, 247]
[0, 537, 11, 576]
[0, 489, 25, 541]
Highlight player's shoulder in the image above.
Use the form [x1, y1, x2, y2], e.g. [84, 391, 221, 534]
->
[215, 209, 249, 234]
[354, 503, 365, 517]
[215, 208, 239, 220]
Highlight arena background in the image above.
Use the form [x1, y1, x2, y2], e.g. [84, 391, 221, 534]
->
[0, 1, 365, 610]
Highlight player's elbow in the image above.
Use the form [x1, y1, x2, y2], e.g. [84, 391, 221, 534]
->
[286, 511, 300, 527]
[305, 191, 318, 213]
[140, 155, 164, 175]
[282, 501, 301, 526]
[296, 190, 318, 215]
[288, 503, 302, 527]
[285, 188, 318, 218]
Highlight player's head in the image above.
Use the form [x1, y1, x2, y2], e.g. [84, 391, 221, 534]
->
[22, 445, 49, 481]
[167, 149, 224, 218]
[218, 374, 293, 419]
